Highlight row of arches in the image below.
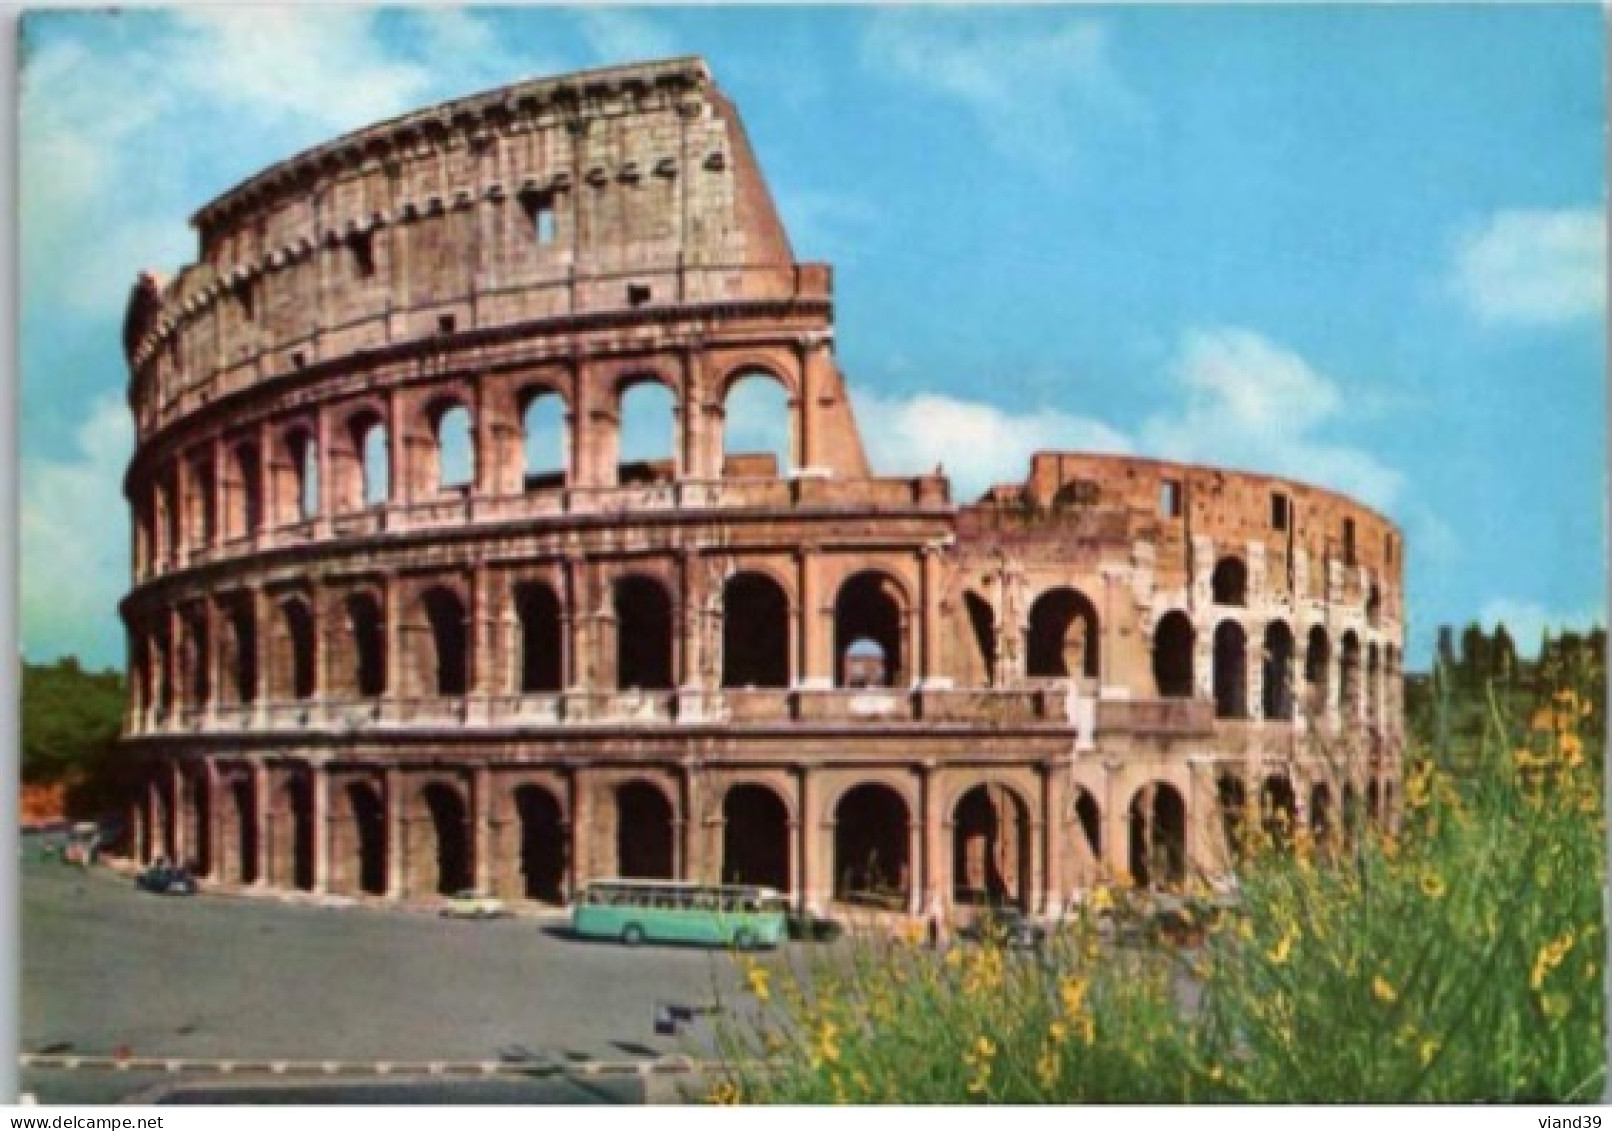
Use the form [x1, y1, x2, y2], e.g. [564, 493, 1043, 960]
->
[137, 371, 795, 571]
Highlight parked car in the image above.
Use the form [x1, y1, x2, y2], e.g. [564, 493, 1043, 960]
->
[440, 890, 509, 920]
[958, 906, 1047, 951]
[136, 863, 197, 896]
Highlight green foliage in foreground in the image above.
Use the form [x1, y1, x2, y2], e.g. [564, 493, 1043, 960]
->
[708, 677, 1605, 1103]
[21, 657, 125, 785]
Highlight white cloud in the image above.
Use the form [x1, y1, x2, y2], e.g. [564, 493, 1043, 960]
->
[859, 11, 1139, 169]
[20, 397, 135, 668]
[852, 390, 1132, 501]
[575, 10, 680, 65]
[1478, 599, 1605, 658]
[1452, 208, 1606, 327]
[1140, 328, 1403, 510]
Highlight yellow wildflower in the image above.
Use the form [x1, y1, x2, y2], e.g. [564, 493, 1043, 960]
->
[1036, 1046, 1060, 1089]
[1058, 974, 1090, 1016]
[1540, 993, 1571, 1022]
[705, 1079, 742, 1105]
[1419, 871, 1447, 899]
[1091, 884, 1114, 912]
[1530, 931, 1576, 991]
[745, 963, 772, 1003]
[1267, 925, 1300, 965]
[1048, 1020, 1069, 1044]
[1419, 1039, 1440, 1067]
[1372, 975, 1398, 1004]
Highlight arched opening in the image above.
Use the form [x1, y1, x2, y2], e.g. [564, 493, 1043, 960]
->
[515, 582, 563, 693]
[842, 639, 886, 688]
[833, 783, 910, 908]
[722, 372, 791, 477]
[616, 781, 674, 879]
[190, 457, 217, 547]
[346, 593, 386, 699]
[1212, 557, 1248, 606]
[1154, 612, 1195, 698]
[614, 576, 674, 690]
[276, 599, 316, 701]
[225, 603, 256, 705]
[416, 782, 471, 896]
[617, 379, 676, 484]
[1027, 587, 1100, 680]
[952, 784, 1030, 910]
[292, 431, 319, 521]
[182, 612, 210, 709]
[834, 572, 906, 688]
[1340, 632, 1362, 718]
[1260, 775, 1298, 850]
[514, 785, 566, 903]
[159, 472, 181, 558]
[1128, 783, 1186, 889]
[1075, 790, 1102, 863]
[1366, 780, 1382, 827]
[721, 784, 790, 892]
[421, 587, 468, 697]
[153, 630, 173, 713]
[433, 403, 475, 492]
[1214, 621, 1248, 719]
[1262, 621, 1295, 720]
[521, 388, 568, 490]
[230, 442, 262, 537]
[1366, 643, 1381, 723]
[1310, 783, 1333, 841]
[1342, 782, 1361, 836]
[1366, 584, 1382, 627]
[963, 591, 996, 686]
[186, 770, 212, 876]
[229, 777, 258, 884]
[1217, 774, 1249, 862]
[341, 781, 387, 896]
[278, 776, 315, 892]
[722, 573, 791, 688]
[1305, 627, 1330, 715]
[360, 416, 389, 506]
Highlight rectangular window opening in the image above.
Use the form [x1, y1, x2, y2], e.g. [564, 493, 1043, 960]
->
[1159, 479, 1182, 518]
[438, 314, 457, 335]
[522, 191, 557, 245]
[234, 282, 255, 323]
[1343, 517, 1357, 566]
[349, 232, 376, 278]
[1271, 492, 1290, 532]
[627, 283, 652, 307]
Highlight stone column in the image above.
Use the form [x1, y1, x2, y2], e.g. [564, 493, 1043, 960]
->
[384, 767, 404, 899]
[170, 760, 188, 867]
[312, 762, 331, 894]
[921, 765, 945, 918]
[919, 545, 946, 688]
[568, 769, 591, 899]
[1247, 619, 1265, 722]
[473, 765, 494, 893]
[1042, 761, 1066, 916]
[797, 547, 828, 689]
[681, 766, 701, 883]
[798, 767, 820, 913]
[250, 763, 269, 887]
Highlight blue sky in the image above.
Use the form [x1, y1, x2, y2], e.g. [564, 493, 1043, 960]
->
[18, 5, 1606, 672]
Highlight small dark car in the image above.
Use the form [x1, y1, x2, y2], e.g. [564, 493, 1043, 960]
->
[136, 863, 197, 896]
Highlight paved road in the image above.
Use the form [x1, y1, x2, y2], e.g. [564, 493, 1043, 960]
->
[21, 851, 779, 1102]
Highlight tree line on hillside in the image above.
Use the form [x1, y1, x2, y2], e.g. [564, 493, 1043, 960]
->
[1434, 621, 1606, 691]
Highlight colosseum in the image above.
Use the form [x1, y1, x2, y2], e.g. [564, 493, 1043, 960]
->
[118, 57, 1404, 921]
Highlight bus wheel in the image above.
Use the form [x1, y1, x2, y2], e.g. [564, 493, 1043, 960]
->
[622, 924, 646, 947]
[733, 928, 757, 952]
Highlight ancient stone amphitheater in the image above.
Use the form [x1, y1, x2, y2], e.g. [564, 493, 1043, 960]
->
[119, 58, 1403, 919]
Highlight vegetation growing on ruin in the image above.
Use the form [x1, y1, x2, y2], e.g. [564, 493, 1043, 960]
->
[708, 656, 1605, 1103]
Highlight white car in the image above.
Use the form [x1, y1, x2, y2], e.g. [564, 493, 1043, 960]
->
[440, 890, 509, 920]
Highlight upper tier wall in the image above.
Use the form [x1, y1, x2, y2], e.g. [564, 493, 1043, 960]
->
[123, 58, 807, 437]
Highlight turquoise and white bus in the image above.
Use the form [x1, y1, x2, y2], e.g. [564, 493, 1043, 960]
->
[571, 879, 788, 949]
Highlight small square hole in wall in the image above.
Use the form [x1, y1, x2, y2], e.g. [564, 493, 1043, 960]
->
[1159, 479, 1182, 518]
[522, 190, 556, 245]
[1271, 491, 1290, 532]
[438, 314, 457, 334]
[627, 284, 652, 307]
[349, 231, 376, 278]
[291, 351, 306, 369]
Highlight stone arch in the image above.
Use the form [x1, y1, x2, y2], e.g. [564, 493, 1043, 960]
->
[616, 376, 677, 484]
[336, 779, 387, 896]
[614, 574, 674, 690]
[1128, 782, 1186, 889]
[1366, 643, 1381, 723]
[188, 452, 218, 547]
[833, 782, 911, 907]
[951, 782, 1031, 910]
[1026, 587, 1100, 680]
[1217, 773, 1250, 861]
[427, 398, 475, 492]
[180, 607, 210, 709]
[1340, 631, 1362, 717]
[1074, 788, 1102, 863]
[274, 774, 316, 892]
[1365, 779, 1382, 827]
[1263, 620, 1296, 720]
[722, 572, 791, 688]
[419, 585, 469, 696]
[721, 369, 792, 477]
[721, 783, 791, 892]
[408, 780, 472, 897]
[1212, 556, 1248, 606]
[156, 468, 181, 559]
[520, 385, 569, 489]
[226, 440, 263, 539]
[1342, 782, 1362, 836]
[277, 427, 319, 524]
[183, 766, 212, 876]
[1213, 620, 1248, 719]
[221, 600, 257, 706]
[1153, 611, 1195, 698]
[1366, 583, 1382, 627]
[1260, 775, 1298, 849]
[834, 571, 908, 688]
[615, 779, 674, 879]
[1304, 626, 1331, 715]
[1309, 782, 1333, 839]
[270, 596, 316, 701]
[332, 407, 388, 511]
[224, 775, 259, 884]
[963, 591, 996, 687]
[344, 591, 386, 699]
[514, 581, 563, 693]
[514, 783, 566, 903]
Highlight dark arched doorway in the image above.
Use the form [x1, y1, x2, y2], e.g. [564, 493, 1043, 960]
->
[1026, 588, 1100, 679]
[952, 784, 1030, 909]
[515, 785, 566, 902]
[721, 784, 790, 892]
[833, 783, 910, 907]
[616, 781, 674, 879]
[1128, 783, 1186, 888]
[722, 574, 791, 688]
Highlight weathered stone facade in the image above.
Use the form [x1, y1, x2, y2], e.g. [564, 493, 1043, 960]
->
[119, 58, 1404, 919]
